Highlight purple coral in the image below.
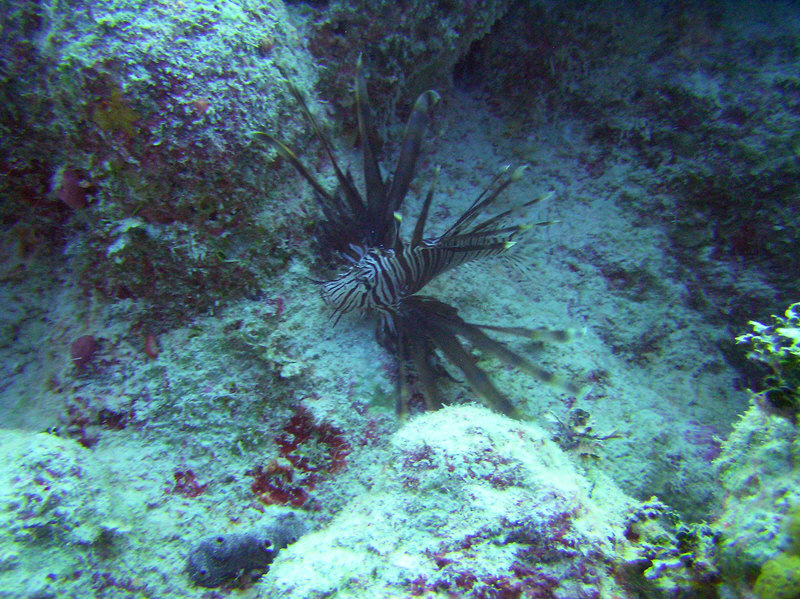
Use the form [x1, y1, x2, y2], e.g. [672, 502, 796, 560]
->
[70, 335, 100, 372]
[55, 168, 87, 209]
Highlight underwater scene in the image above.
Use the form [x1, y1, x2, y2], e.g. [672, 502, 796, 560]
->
[1, 0, 799, 597]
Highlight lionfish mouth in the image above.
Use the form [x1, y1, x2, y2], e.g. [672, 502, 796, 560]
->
[261, 55, 583, 418]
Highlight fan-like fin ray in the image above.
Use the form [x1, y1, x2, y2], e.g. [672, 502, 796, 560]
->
[408, 332, 441, 414]
[474, 324, 586, 344]
[411, 166, 440, 248]
[286, 82, 365, 216]
[385, 90, 441, 220]
[435, 225, 530, 249]
[443, 165, 527, 238]
[469, 190, 554, 235]
[402, 297, 519, 415]
[257, 133, 336, 202]
[451, 320, 583, 396]
[426, 320, 519, 417]
[355, 54, 386, 223]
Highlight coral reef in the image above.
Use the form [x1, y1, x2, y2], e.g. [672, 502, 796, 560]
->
[248, 406, 352, 508]
[737, 302, 800, 419]
[454, 1, 799, 318]
[753, 553, 800, 599]
[0, 424, 311, 597]
[262, 405, 640, 598]
[0, 430, 130, 597]
[712, 303, 800, 591]
[297, 0, 513, 125]
[2, 0, 316, 327]
[2, 1, 797, 598]
[171, 469, 209, 499]
[714, 404, 792, 575]
[616, 497, 721, 596]
[69, 334, 101, 372]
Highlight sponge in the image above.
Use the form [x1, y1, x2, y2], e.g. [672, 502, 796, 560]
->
[186, 512, 306, 588]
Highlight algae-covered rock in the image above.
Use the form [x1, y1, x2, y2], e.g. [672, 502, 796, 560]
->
[713, 399, 800, 579]
[301, 0, 514, 121]
[713, 304, 800, 581]
[0, 429, 129, 596]
[2, 0, 316, 325]
[261, 405, 638, 598]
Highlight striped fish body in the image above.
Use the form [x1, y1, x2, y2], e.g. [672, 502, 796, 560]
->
[321, 238, 513, 318]
[265, 58, 581, 416]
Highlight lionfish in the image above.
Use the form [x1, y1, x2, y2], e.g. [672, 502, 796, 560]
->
[263, 56, 581, 418]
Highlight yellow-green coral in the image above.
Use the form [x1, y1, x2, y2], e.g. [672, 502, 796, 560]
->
[91, 86, 140, 136]
[754, 553, 800, 599]
[754, 508, 800, 599]
[737, 302, 800, 418]
[787, 504, 800, 555]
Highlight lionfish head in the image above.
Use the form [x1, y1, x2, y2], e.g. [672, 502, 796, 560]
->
[320, 247, 399, 323]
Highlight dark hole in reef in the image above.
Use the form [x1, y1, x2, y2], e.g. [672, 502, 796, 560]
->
[97, 408, 128, 430]
[453, 38, 487, 91]
[284, 0, 329, 7]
